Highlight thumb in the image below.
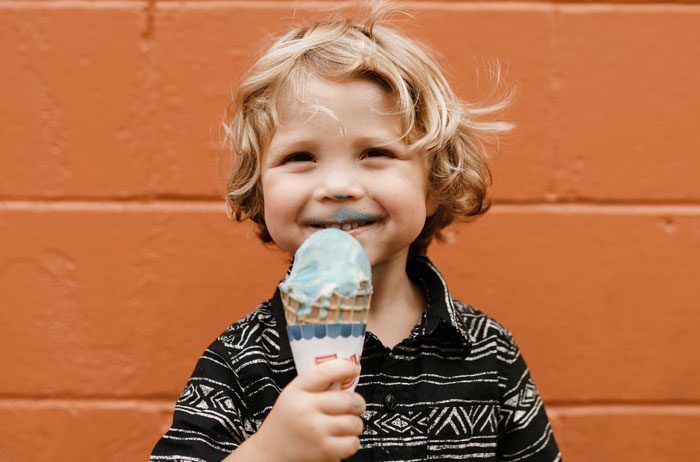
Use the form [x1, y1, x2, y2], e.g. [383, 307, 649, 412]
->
[295, 359, 360, 392]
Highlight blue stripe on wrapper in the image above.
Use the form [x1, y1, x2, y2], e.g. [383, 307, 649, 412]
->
[287, 323, 366, 342]
[352, 323, 365, 337]
[328, 324, 341, 338]
[301, 324, 315, 340]
[288, 325, 302, 341]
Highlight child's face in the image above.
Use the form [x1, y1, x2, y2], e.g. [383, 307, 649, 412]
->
[261, 77, 437, 270]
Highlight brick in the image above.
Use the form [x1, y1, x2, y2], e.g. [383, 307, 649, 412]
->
[151, 4, 384, 197]
[0, 400, 171, 461]
[411, 6, 556, 201]
[151, 3, 700, 201]
[549, 406, 700, 461]
[2, 205, 699, 401]
[429, 206, 700, 402]
[0, 205, 287, 397]
[5, 4, 700, 202]
[551, 7, 700, 201]
[152, 4, 556, 199]
[2, 401, 698, 461]
[0, 5, 152, 198]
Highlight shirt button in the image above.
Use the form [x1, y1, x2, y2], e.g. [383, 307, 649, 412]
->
[384, 393, 397, 410]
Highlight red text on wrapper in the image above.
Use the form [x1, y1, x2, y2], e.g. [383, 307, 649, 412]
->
[314, 354, 360, 390]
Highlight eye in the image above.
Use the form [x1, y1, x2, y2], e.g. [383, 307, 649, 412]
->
[362, 148, 394, 159]
[281, 151, 315, 164]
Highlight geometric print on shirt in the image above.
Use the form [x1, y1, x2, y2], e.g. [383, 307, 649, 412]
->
[151, 254, 562, 462]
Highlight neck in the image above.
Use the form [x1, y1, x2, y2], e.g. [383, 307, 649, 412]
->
[367, 251, 425, 347]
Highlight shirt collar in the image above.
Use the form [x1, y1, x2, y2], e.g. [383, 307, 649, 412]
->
[270, 254, 470, 360]
[406, 253, 471, 344]
[270, 288, 294, 360]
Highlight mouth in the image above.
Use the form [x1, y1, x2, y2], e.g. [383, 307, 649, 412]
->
[305, 211, 383, 233]
[308, 220, 376, 231]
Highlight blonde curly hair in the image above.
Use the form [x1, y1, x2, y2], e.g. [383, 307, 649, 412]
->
[223, 3, 511, 253]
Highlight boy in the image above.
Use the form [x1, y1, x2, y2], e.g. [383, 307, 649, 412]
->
[151, 5, 561, 462]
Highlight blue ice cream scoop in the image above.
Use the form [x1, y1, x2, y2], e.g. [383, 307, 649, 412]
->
[278, 228, 372, 320]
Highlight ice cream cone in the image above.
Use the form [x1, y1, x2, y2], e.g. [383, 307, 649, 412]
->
[279, 229, 372, 391]
[281, 288, 371, 325]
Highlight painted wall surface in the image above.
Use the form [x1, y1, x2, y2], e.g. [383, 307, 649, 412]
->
[2, 1, 699, 460]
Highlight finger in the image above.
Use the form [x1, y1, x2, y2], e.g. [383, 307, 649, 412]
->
[325, 415, 364, 437]
[329, 435, 362, 460]
[295, 359, 360, 392]
[317, 391, 366, 415]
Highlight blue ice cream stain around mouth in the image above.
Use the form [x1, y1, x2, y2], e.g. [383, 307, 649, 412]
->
[328, 208, 379, 223]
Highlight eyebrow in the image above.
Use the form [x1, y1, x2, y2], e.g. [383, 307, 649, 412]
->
[268, 134, 404, 154]
[266, 138, 317, 159]
[352, 135, 405, 150]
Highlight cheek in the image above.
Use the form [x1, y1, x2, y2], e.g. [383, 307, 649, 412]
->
[261, 174, 307, 254]
[375, 178, 429, 231]
[381, 170, 431, 213]
[261, 176, 294, 227]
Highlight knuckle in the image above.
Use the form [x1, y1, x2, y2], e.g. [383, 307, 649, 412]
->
[285, 392, 304, 413]
[320, 438, 337, 460]
[316, 362, 336, 380]
[309, 416, 326, 437]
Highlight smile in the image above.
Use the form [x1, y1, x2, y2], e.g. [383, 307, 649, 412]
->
[306, 209, 382, 232]
[312, 220, 373, 231]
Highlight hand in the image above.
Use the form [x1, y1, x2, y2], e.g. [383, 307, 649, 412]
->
[249, 359, 365, 462]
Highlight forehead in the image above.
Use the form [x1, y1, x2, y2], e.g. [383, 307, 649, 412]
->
[274, 76, 400, 134]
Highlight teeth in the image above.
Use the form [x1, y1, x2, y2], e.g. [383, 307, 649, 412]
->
[318, 221, 372, 230]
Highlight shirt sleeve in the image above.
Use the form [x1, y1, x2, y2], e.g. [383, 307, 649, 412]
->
[496, 328, 562, 462]
[150, 337, 250, 462]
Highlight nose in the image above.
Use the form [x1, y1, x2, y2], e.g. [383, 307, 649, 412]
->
[313, 164, 365, 201]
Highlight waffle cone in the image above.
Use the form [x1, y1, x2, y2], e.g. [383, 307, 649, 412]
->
[281, 291, 371, 325]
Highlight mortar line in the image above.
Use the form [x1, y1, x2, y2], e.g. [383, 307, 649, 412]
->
[2, 2, 700, 12]
[0, 200, 226, 213]
[0, 398, 174, 411]
[547, 404, 700, 416]
[154, 1, 700, 13]
[0, 397, 699, 414]
[0, 1, 146, 9]
[2, 200, 700, 215]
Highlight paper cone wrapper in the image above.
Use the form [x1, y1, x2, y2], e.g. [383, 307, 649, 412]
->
[286, 323, 366, 392]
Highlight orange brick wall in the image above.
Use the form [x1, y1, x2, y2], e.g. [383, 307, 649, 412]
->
[2, 1, 699, 460]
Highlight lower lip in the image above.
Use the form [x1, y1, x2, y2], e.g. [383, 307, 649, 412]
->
[309, 222, 375, 236]
[346, 224, 372, 236]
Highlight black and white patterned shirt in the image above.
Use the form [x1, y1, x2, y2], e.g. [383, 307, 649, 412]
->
[151, 255, 561, 461]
